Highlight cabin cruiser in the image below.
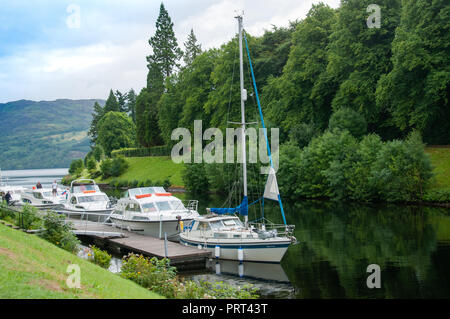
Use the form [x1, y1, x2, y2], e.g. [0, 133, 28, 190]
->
[19, 187, 66, 209]
[180, 214, 294, 263]
[110, 187, 200, 238]
[0, 169, 25, 205]
[56, 179, 114, 222]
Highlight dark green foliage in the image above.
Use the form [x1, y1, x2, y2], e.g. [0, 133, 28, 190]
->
[182, 163, 209, 194]
[16, 205, 42, 230]
[183, 29, 202, 66]
[147, 3, 183, 79]
[96, 112, 136, 156]
[39, 212, 80, 253]
[328, 108, 367, 138]
[86, 157, 97, 172]
[100, 157, 129, 179]
[111, 146, 171, 158]
[103, 89, 119, 113]
[376, 0, 450, 144]
[289, 123, 320, 148]
[91, 145, 105, 162]
[68, 159, 83, 175]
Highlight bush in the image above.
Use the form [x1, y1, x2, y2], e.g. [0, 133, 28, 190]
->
[86, 157, 97, 171]
[120, 253, 259, 299]
[16, 205, 42, 230]
[88, 245, 112, 269]
[422, 189, 450, 202]
[329, 108, 367, 139]
[39, 212, 80, 253]
[182, 163, 209, 194]
[69, 159, 84, 175]
[100, 157, 129, 179]
[290, 122, 320, 148]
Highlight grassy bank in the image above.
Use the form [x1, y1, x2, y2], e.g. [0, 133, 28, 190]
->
[0, 223, 163, 299]
[94, 156, 184, 187]
[426, 147, 450, 190]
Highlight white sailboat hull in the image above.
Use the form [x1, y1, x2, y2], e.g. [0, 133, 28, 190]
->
[179, 235, 291, 263]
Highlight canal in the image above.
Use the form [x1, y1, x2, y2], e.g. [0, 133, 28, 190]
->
[3, 169, 450, 298]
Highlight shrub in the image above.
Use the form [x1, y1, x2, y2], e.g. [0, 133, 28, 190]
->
[290, 122, 320, 148]
[163, 179, 171, 189]
[182, 163, 209, 194]
[100, 157, 128, 179]
[69, 159, 84, 175]
[39, 212, 80, 253]
[329, 108, 367, 138]
[86, 157, 97, 171]
[120, 254, 259, 299]
[88, 245, 112, 269]
[16, 204, 42, 230]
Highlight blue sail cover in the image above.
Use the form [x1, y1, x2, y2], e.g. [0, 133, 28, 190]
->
[210, 196, 248, 216]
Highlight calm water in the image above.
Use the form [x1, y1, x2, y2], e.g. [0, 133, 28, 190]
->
[5, 169, 450, 298]
[1, 168, 68, 189]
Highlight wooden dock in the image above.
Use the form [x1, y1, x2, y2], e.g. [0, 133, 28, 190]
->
[70, 220, 211, 270]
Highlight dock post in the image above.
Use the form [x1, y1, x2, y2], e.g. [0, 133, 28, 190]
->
[164, 232, 168, 258]
[159, 214, 162, 239]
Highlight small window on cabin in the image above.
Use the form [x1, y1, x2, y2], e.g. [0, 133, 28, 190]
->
[142, 202, 157, 213]
[71, 197, 77, 204]
[198, 222, 211, 231]
[33, 192, 43, 199]
[156, 201, 172, 211]
[210, 221, 223, 230]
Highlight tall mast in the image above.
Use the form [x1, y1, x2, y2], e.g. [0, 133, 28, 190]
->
[236, 14, 248, 228]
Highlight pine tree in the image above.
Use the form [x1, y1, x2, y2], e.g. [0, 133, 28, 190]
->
[183, 28, 202, 66]
[88, 101, 105, 144]
[103, 89, 119, 113]
[115, 90, 127, 113]
[146, 3, 183, 79]
[126, 89, 137, 123]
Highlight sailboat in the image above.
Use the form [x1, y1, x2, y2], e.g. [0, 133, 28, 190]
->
[179, 14, 296, 263]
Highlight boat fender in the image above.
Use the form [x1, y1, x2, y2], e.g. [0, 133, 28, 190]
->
[215, 245, 220, 259]
[238, 247, 244, 262]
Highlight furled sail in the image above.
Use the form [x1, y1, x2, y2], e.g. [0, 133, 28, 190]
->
[209, 196, 248, 216]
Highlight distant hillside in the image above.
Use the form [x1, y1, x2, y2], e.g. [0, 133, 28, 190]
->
[0, 99, 104, 170]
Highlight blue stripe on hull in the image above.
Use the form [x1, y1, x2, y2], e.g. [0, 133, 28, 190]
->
[179, 238, 290, 250]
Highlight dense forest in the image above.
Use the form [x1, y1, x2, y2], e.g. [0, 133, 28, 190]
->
[86, 0, 449, 202]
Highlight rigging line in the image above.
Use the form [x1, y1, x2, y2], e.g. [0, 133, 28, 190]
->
[243, 31, 288, 226]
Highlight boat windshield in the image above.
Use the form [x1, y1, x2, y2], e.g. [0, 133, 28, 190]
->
[78, 195, 108, 203]
[142, 202, 157, 213]
[156, 201, 172, 211]
[72, 185, 99, 193]
[170, 200, 186, 211]
[42, 192, 53, 197]
[128, 187, 167, 197]
[210, 221, 224, 230]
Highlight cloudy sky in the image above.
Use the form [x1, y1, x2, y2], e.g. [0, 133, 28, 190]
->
[0, 0, 340, 103]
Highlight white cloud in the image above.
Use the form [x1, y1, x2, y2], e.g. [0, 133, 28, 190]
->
[0, 0, 341, 102]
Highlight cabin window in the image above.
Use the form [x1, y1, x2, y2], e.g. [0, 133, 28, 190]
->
[33, 192, 43, 199]
[170, 200, 186, 211]
[132, 216, 149, 221]
[156, 201, 172, 211]
[142, 202, 157, 213]
[126, 203, 141, 212]
[78, 195, 108, 203]
[198, 222, 211, 231]
[71, 197, 77, 204]
[210, 221, 224, 230]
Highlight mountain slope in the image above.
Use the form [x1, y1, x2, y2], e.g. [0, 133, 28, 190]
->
[0, 99, 104, 170]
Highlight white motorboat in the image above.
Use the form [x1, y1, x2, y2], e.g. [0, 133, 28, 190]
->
[19, 187, 66, 209]
[0, 169, 25, 205]
[110, 187, 200, 238]
[180, 15, 296, 263]
[56, 179, 114, 222]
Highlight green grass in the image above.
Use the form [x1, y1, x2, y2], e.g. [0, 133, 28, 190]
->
[0, 223, 163, 299]
[96, 156, 185, 187]
[426, 147, 450, 190]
